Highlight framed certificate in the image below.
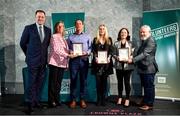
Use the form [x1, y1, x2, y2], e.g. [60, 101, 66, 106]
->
[118, 48, 129, 61]
[97, 51, 108, 64]
[73, 43, 83, 55]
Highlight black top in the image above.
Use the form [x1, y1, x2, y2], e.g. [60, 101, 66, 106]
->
[121, 42, 126, 70]
[91, 37, 114, 76]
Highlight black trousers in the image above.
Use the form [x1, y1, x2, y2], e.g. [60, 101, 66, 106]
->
[116, 69, 132, 99]
[96, 74, 108, 103]
[48, 65, 64, 104]
[27, 65, 46, 107]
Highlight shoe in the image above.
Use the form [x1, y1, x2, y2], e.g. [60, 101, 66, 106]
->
[23, 106, 34, 115]
[56, 102, 61, 106]
[69, 101, 76, 108]
[96, 102, 101, 106]
[139, 105, 153, 111]
[48, 102, 56, 108]
[80, 100, 87, 108]
[35, 103, 43, 108]
[136, 98, 144, 106]
[96, 101, 101, 106]
[124, 99, 130, 107]
[101, 101, 106, 106]
[117, 98, 122, 105]
[24, 109, 33, 115]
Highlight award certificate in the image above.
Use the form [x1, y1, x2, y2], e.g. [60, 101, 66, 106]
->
[119, 48, 129, 61]
[73, 43, 83, 55]
[97, 51, 108, 64]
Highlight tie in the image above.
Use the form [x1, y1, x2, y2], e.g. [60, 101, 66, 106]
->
[39, 25, 43, 42]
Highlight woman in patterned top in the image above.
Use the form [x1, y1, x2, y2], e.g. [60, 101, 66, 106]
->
[48, 21, 71, 107]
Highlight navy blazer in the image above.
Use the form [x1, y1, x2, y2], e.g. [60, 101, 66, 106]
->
[20, 23, 51, 67]
[133, 36, 158, 74]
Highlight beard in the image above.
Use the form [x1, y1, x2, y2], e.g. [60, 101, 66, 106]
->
[140, 35, 150, 40]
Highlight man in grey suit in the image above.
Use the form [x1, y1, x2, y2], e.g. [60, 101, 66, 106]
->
[128, 25, 158, 110]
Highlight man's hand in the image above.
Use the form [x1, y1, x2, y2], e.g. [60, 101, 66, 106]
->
[82, 51, 88, 56]
[128, 58, 133, 63]
[68, 52, 78, 58]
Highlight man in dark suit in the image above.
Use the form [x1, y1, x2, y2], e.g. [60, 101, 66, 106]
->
[20, 10, 51, 114]
[128, 25, 158, 111]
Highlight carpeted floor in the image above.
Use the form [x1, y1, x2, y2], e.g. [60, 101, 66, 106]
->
[0, 94, 180, 115]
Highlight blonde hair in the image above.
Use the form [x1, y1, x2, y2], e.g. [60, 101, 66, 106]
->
[95, 24, 111, 45]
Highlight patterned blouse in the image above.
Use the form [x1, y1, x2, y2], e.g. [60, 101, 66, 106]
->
[48, 34, 69, 68]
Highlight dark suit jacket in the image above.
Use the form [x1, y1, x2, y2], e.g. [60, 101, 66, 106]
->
[133, 36, 158, 74]
[20, 23, 51, 67]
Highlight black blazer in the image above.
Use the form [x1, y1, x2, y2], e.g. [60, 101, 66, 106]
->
[91, 37, 114, 76]
[20, 23, 51, 67]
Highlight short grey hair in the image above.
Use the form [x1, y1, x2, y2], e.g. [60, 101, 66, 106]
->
[141, 25, 151, 32]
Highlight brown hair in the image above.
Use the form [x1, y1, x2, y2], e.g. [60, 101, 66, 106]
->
[35, 10, 46, 15]
[117, 28, 130, 41]
[74, 19, 84, 25]
[54, 21, 65, 36]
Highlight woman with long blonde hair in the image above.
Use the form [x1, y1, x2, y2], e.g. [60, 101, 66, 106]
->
[91, 24, 114, 106]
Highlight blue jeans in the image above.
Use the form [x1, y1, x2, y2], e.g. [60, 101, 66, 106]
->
[69, 57, 89, 101]
[140, 74, 155, 106]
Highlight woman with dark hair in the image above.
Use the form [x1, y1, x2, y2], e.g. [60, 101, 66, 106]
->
[48, 21, 71, 107]
[113, 28, 134, 107]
